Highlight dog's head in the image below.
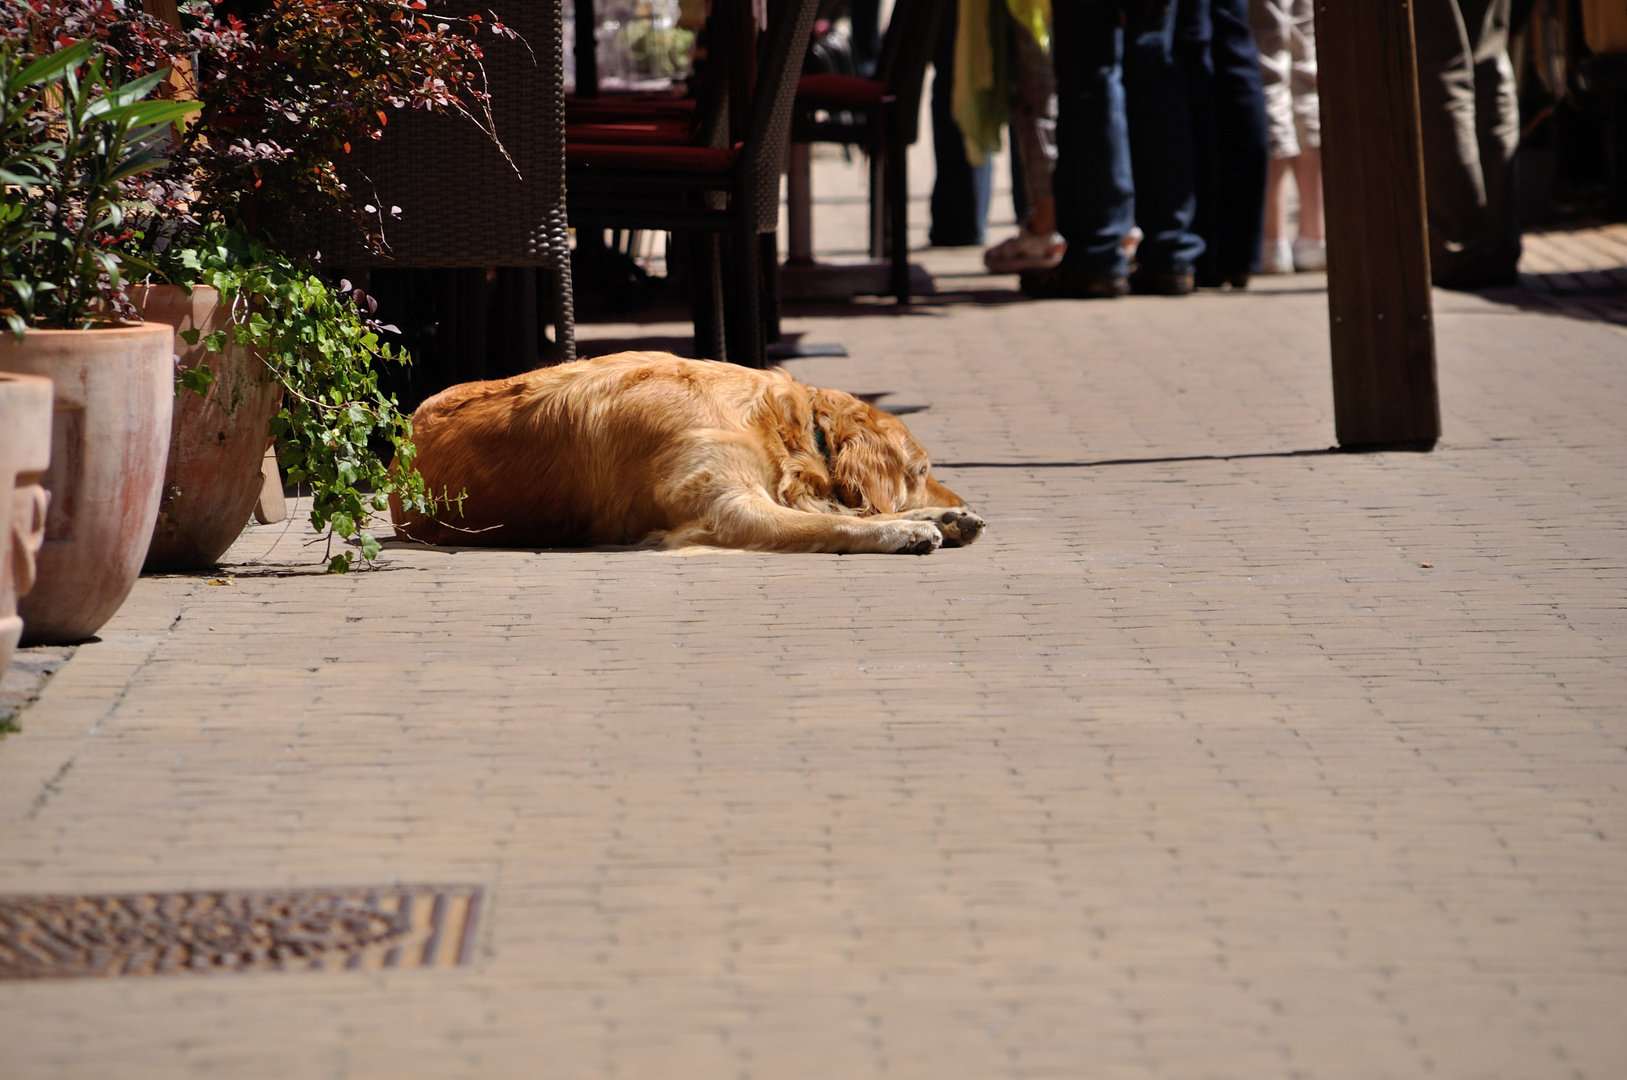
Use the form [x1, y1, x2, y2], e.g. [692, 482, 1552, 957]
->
[808, 388, 966, 514]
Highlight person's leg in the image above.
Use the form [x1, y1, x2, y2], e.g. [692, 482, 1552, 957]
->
[1010, 136, 1032, 226]
[1264, 158, 1289, 240]
[1042, 0, 1134, 284]
[849, 0, 882, 78]
[1124, 0, 1204, 285]
[1012, 22, 1058, 227]
[1293, 148, 1323, 238]
[1413, 0, 1498, 286]
[988, 22, 1064, 272]
[1176, 0, 1220, 284]
[1254, 0, 1297, 272]
[1285, 0, 1325, 267]
[1468, 0, 1521, 280]
[1208, 0, 1269, 280]
[930, 0, 991, 246]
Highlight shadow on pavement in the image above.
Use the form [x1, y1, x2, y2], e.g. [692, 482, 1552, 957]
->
[936, 448, 1340, 469]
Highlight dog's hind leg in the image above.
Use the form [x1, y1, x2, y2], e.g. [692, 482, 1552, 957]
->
[659, 492, 944, 554]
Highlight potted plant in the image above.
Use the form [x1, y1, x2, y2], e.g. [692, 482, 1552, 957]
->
[154, 224, 433, 572]
[0, 39, 200, 644]
[0, 371, 51, 673]
[9, 0, 506, 572]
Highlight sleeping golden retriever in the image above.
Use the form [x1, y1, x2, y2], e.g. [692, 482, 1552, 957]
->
[390, 351, 983, 554]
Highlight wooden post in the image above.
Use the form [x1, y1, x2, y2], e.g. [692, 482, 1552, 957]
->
[1314, 0, 1440, 450]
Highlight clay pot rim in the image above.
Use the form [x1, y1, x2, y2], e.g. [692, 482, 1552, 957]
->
[128, 283, 221, 296]
[7, 322, 177, 338]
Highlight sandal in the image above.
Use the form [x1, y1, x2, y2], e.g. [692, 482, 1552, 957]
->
[985, 229, 1067, 273]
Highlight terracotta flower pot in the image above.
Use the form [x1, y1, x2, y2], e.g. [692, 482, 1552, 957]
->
[0, 373, 53, 673]
[0, 323, 174, 645]
[131, 285, 283, 571]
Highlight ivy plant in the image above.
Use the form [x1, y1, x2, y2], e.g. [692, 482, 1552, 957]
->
[166, 226, 433, 572]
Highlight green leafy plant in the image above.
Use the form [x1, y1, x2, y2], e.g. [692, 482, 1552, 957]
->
[4, 0, 514, 259]
[166, 226, 433, 572]
[0, 40, 198, 335]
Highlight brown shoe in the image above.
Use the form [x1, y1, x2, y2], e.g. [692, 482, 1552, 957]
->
[1020, 265, 1130, 299]
[1128, 268, 1196, 296]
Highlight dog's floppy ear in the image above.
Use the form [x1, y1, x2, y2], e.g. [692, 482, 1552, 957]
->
[812, 388, 902, 513]
[763, 379, 834, 505]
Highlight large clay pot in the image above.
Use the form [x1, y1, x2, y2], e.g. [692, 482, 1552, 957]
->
[0, 373, 53, 672]
[0, 324, 173, 645]
[132, 285, 282, 570]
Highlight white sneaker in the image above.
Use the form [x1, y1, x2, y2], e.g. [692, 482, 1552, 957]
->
[1293, 237, 1327, 272]
[1260, 236, 1294, 274]
[984, 229, 1066, 273]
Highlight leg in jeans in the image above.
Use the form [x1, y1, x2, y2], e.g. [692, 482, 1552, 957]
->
[931, 0, 993, 246]
[1124, 0, 1204, 275]
[1176, 0, 1219, 281]
[1051, 0, 1135, 278]
[1209, 0, 1269, 278]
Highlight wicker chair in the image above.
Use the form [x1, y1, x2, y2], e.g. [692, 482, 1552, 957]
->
[312, 0, 575, 376]
[567, 0, 819, 368]
[791, 0, 946, 301]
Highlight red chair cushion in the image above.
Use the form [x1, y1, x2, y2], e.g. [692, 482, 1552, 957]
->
[566, 96, 698, 123]
[567, 142, 742, 173]
[566, 119, 697, 145]
[796, 73, 891, 109]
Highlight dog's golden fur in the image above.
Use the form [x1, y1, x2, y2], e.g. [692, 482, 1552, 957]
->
[390, 351, 983, 554]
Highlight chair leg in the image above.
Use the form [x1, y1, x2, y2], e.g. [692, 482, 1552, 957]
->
[542, 261, 576, 365]
[869, 139, 886, 261]
[724, 228, 766, 369]
[689, 232, 727, 363]
[760, 231, 781, 345]
[888, 127, 911, 303]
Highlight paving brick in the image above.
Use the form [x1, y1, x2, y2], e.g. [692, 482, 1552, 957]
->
[2, 141, 1625, 1079]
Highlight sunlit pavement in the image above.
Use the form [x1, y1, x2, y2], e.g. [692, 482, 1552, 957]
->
[1, 134, 1624, 1079]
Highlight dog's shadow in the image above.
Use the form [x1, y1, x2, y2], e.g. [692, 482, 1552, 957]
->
[377, 535, 762, 557]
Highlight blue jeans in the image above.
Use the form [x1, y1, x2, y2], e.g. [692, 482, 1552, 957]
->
[930, 0, 994, 246]
[1052, 0, 1205, 276]
[1179, 0, 1269, 280]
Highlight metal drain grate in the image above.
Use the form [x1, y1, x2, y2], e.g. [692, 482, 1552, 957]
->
[0, 885, 483, 979]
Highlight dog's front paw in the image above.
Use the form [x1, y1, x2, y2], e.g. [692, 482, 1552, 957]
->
[902, 507, 985, 546]
[885, 520, 943, 555]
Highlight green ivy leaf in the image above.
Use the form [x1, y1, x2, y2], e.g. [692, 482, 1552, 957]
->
[177, 366, 215, 397]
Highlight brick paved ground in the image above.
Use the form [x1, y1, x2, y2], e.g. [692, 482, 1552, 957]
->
[1, 142, 1624, 1078]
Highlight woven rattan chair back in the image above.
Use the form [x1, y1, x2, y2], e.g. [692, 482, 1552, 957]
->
[311, 1, 574, 362]
[316, 1, 569, 267]
[740, 0, 822, 232]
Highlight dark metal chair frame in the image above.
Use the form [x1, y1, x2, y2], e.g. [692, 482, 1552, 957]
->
[791, 0, 946, 300]
[566, 0, 820, 368]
